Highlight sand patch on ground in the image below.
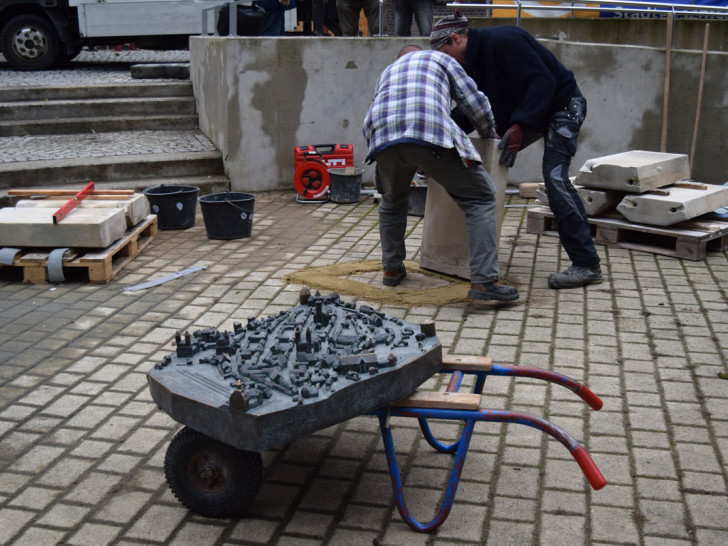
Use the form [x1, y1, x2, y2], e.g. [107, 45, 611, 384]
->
[285, 260, 471, 307]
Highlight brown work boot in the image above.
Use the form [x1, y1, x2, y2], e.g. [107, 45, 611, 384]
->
[382, 265, 406, 287]
[468, 281, 519, 302]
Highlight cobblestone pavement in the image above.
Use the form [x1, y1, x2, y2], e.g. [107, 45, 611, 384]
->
[0, 49, 190, 86]
[0, 131, 217, 163]
[1, 52, 727, 546]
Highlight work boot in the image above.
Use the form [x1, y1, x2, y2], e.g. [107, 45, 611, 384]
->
[548, 264, 603, 289]
[382, 264, 406, 287]
[468, 281, 519, 302]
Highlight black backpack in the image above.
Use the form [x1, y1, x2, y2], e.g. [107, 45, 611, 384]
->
[216, 2, 267, 36]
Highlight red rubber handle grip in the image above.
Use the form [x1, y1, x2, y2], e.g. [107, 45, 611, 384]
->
[572, 446, 607, 490]
[578, 385, 603, 411]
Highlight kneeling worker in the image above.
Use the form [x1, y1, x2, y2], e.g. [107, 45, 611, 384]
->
[362, 45, 519, 302]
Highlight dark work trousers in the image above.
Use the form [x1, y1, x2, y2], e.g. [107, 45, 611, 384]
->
[538, 95, 600, 267]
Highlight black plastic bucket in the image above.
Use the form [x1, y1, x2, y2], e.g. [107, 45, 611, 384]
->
[328, 168, 363, 203]
[143, 185, 199, 230]
[199, 191, 256, 239]
[408, 184, 427, 216]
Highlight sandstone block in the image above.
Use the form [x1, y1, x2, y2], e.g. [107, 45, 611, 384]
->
[617, 183, 728, 226]
[15, 194, 150, 227]
[0, 207, 127, 248]
[575, 151, 690, 193]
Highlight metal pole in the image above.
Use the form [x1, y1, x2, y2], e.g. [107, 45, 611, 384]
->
[689, 23, 710, 176]
[660, 12, 673, 152]
[378, 0, 384, 36]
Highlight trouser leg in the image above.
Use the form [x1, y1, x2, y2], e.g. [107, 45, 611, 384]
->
[336, 0, 361, 36]
[374, 146, 418, 271]
[542, 95, 600, 267]
[362, 0, 380, 35]
[393, 0, 413, 36]
[412, 0, 434, 36]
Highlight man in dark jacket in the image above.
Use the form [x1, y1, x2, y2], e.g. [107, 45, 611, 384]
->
[431, 14, 603, 290]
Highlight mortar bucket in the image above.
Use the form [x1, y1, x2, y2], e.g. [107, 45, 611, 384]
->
[143, 185, 199, 230]
[199, 191, 256, 239]
[328, 168, 363, 204]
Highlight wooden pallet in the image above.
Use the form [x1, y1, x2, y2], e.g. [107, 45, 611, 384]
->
[527, 206, 728, 261]
[0, 215, 158, 284]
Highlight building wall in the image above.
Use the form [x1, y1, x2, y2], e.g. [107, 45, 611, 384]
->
[189, 35, 728, 193]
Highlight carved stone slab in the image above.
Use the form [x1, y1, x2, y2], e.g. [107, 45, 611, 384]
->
[617, 183, 728, 226]
[0, 206, 127, 248]
[579, 188, 625, 216]
[15, 194, 150, 227]
[575, 151, 690, 193]
[148, 293, 442, 452]
[533, 184, 624, 217]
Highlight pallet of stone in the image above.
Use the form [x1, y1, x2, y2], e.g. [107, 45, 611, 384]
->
[526, 206, 728, 261]
[0, 214, 158, 284]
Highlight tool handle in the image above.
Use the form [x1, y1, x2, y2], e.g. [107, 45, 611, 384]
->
[572, 446, 607, 490]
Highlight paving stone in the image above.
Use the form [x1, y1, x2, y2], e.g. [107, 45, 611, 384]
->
[0, 507, 35, 544]
[124, 504, 187, 542]
[590, 505, 641, 543]
[68, 522, 122, 546]
[13, 526, 67, 546]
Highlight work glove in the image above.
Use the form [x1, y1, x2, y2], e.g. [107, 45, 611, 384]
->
[498, 124, 523, 168]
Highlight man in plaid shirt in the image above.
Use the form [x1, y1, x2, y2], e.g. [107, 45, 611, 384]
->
[363, 45, 519, 302]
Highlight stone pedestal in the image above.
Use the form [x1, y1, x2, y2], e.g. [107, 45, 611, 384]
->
[419, 138, 508, 280]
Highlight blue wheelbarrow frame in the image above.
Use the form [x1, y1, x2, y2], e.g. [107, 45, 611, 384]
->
[369, 355, 607, 533]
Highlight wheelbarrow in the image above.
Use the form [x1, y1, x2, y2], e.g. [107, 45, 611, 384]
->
[160, 353, 606, 532]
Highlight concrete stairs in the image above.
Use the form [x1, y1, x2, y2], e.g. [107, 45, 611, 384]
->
[0, 81, 229, 207]
[0, 82, 199, 136]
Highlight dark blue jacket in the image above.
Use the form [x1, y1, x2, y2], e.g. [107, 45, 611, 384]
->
[455, 26, 578, 136]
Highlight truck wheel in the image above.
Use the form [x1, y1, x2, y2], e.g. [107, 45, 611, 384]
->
[164, 427, 264, 518]
[1, 14, 62, 71]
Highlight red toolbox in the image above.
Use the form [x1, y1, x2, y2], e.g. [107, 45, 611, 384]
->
[294, 144, 354, 200]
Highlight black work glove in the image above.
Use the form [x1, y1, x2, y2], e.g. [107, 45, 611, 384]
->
[498, 124, 523, 168]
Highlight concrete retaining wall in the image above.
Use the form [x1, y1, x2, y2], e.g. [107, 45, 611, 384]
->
[190, 36, 728, 192]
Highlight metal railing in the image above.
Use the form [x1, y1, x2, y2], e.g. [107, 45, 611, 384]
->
[446, 1, 728, 27]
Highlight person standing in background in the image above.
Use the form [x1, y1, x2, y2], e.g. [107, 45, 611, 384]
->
[336, 0, 380, 36]
[393, 0, 434, 37]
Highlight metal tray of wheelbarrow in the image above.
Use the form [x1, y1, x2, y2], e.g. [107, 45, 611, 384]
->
[147, 291, 442, 452]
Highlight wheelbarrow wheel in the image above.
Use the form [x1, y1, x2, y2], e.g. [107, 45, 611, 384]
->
[164, 426, 263, 518]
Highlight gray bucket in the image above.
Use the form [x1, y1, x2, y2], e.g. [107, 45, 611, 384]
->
[328, 168, 363, 203]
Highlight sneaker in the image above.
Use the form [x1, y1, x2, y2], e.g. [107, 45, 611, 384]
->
[548, 265, 603, 289]
[382, 264, 406, 287]
[468, 281, 519, 302]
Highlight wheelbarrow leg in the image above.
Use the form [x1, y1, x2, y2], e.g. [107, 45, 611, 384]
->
[377, 411, 476, 533]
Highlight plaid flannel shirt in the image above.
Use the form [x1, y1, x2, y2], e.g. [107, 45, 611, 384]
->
[363, 50, 497, 164]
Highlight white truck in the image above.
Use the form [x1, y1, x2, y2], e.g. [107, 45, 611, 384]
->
[0, 0, 226, 70]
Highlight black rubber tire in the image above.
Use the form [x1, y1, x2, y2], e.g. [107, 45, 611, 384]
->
[1, 14, 62, 71]
[164, 427, 264, 518]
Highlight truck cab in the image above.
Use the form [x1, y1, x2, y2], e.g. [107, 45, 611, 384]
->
[0, 0, 224, 70]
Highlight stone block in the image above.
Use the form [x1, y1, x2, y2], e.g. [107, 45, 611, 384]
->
[15, 194, 149, 227]
[0, 207, 127, 248]
[575, 151, 690, 193]
[419, 138, 507, 280]
[579, 187, 625, 215]
[617, 183, 728, 226]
